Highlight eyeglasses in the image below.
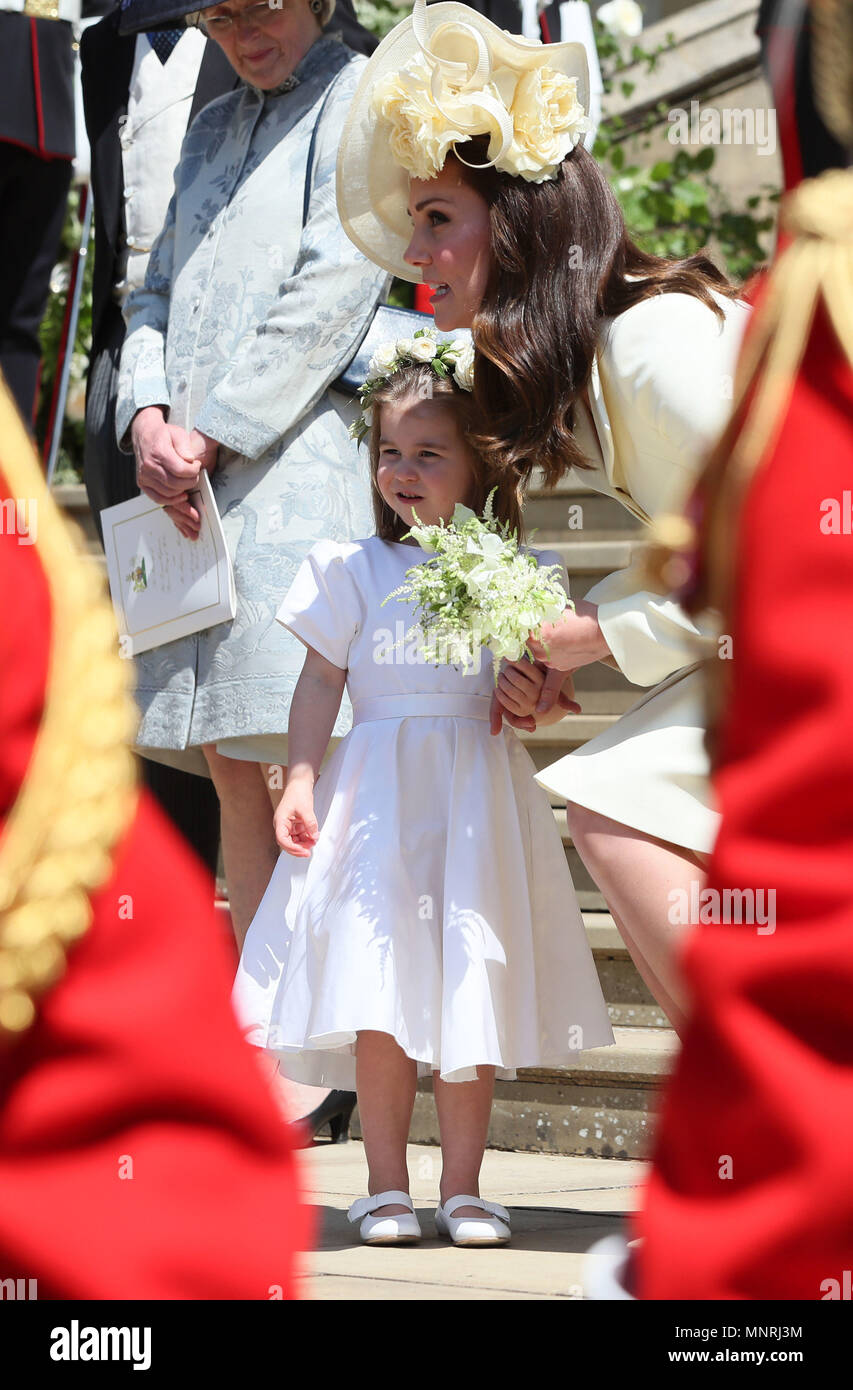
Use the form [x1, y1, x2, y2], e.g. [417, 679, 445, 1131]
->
[203, 1, 284, 33]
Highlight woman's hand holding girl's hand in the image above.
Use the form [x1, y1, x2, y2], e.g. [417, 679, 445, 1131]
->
[526, 601, 611, 672]
[495, 657, 548, 732]
[274, 778, 319, 857]
[489, 659, 581, 735]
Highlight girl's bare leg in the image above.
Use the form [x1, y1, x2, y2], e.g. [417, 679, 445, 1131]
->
[567, 803, 704, 1038]
[433, 1066, 496, 1219]
[356, 1030, 418, 1216]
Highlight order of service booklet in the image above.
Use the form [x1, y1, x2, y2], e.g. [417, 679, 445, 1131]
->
[100, 469, 236, 656]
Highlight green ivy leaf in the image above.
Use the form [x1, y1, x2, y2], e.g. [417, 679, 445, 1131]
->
[671, 179, 710, 209]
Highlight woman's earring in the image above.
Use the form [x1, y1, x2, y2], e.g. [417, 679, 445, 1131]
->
[310, 0, 322, 11]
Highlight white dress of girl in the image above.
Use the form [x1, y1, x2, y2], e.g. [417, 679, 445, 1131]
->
[233, 536, 614, 1085]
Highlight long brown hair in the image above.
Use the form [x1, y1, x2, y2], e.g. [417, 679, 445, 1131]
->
[366, 363, 525, 540]
[450, 138, 742, 489]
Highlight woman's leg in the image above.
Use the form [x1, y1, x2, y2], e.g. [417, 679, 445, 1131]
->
[433, 1066, 496, 1218]
[201, 745, 280, 951]
[356, 1031, 418, 1216]
[567, 802, 704, 1038]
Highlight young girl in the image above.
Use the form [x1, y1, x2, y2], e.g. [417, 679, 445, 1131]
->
[233, 349, 614, 1247]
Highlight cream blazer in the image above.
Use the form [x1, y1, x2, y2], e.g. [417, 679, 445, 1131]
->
[534, 288, 751, 853]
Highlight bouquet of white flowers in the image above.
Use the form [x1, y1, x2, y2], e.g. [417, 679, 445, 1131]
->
[381, 490, 572, 681]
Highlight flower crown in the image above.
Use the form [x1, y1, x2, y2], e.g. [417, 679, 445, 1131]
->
[370, 0, 591, 184]
[349, 327, 474, 444]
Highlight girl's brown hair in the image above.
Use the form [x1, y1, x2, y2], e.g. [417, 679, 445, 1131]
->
[367, 362, 525, 540]
[450, 138, 742, 489]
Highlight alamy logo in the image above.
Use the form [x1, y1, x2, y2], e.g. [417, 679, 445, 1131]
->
[50, 1321, 152, 1370]
[668, 881, 776, 933]
[0, 496, 37, 545]
[0, 1276, 37, 1299]
[668, 100, 777, 156]
[372, 621, 483, 673]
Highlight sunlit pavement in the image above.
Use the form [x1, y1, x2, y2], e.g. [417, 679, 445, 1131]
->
[293, 1139, 646, 1300]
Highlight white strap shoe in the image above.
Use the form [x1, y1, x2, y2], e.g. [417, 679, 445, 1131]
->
[435, 1194, 511, 1246]
[347, 1191, 422, 1245]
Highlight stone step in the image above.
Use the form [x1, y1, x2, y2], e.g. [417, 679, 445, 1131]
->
[582, 912, 670, 1031]
[393, 1026, 679, 1159]
[527, 471, 602, 497]
[521, 713, 617, 749]
[544, 538, 637, 574]
[524, 494, 643, 542]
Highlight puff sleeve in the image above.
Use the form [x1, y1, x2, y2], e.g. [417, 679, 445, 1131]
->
[589, 292, 751, 686]
[275, 540, 361, 670]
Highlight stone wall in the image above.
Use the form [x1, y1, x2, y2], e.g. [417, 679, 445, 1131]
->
[603, 0, 781, 241]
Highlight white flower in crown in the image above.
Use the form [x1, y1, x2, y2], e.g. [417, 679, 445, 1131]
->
[452, 340, 475, 391]
[368, 341, 399, 378]
[349, 330, 475, 443]
[410, 336, 438, 362]
[596, 0, 644, 39]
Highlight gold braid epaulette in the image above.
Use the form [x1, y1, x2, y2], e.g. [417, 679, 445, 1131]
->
[0, 378, 140, 1041]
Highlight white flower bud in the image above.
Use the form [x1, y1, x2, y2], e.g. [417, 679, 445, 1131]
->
[452, 341, 475, 391]
[596, 0, 643, 39]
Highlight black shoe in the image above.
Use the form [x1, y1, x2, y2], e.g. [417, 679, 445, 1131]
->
[297, 1089, 357, 1145]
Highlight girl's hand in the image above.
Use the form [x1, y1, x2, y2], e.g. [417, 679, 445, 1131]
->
[490, 662, 581, 734]
[274, 779, 319, 857]
[526, 600, 611, 672]
[496, 658, 547, 721]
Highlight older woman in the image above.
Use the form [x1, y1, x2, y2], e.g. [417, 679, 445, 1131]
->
[115, 0, 388, 966]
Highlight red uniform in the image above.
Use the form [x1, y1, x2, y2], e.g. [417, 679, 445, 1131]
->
[0, 379, 312, 1299]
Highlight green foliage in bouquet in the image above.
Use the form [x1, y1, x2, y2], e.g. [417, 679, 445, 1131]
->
[381, 488, 572, 679]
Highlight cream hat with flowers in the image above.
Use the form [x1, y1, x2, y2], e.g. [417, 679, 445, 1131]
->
[336, 0, 591, 283]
